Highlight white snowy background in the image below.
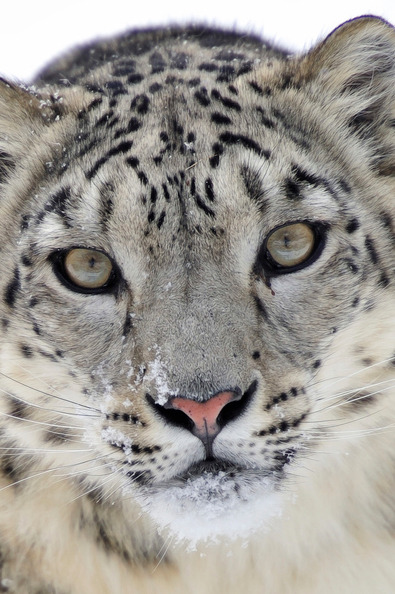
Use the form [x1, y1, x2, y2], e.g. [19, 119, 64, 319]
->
[2, 0, 395, 82]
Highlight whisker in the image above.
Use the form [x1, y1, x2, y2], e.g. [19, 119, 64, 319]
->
[0, 370, 100, 414]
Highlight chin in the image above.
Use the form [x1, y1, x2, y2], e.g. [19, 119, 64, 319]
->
[134, 462, 284, 547]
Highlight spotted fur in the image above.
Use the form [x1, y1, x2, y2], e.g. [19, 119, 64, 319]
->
[0, 15, 394, 593]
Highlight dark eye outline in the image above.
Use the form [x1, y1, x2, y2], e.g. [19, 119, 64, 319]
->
[256, 221, 329, 276]
[50, 248, 121, 295]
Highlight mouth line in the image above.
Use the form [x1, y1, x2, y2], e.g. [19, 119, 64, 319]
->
[175, 459, 246, 482]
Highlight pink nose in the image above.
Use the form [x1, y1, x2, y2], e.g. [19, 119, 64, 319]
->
[167, 391, 239, 443]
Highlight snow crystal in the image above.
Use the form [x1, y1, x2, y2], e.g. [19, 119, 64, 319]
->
[143, 345, 178, 405]
[101, 427, 133, 456]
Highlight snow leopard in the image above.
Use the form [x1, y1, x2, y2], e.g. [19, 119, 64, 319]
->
[0, 13, 393, 594]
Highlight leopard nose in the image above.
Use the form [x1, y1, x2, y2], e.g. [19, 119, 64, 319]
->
[167, 391, 239, 442]
[151, 390, 243, 456]
[146, 382, 257, 456]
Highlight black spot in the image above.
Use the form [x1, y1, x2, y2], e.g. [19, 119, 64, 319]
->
[0, 150, 16, 182]
[219, 132, 269, 157]
[21, 254, 32, 267]
[171, 52, 189, 70]
[105, 80, 127, 96]
[138, 171, 149, 185]
[241, 164, 265, 206]
[211, 89, 241, 111]
[198, 62, 218, 72]
[211, 112, 232, 125]
[352, 296, 360, 307]
[237, 62, 253, 76]
[112, 59, 136, 77]
[256, 106, 276, 129]
[284, 178, 301, 200]
[205, 178, 215, 202]
[249, 80, 263, 95]
[365, 236, 379, 265]
[162, 183, 171, 202]
[157, 210, 166, 229]
[380, 211, 393, 231]
[99, 183, 115, 228]
[210, 155, 220, 168]
[254, 295, 268, 320]
[95, 110, 114, 127]
[123, 314, 132, 337]
[160, 131, 169, 143]
[86, 156, 110, 180]
[312, 359, 321, 369]
[127, 73, 144, 85]
[378, 272, 390, 288]
[20, 214, 31, 231]
[149, 82, 162, 93]
[194, 87, 211, 107]
[20, 344, 33, 358]
[126, 156, 139, 168]
[149, 51, 166, 74]
[193, 194, 215, 218]
[44, 186, 71, 217]
[130, 94, 150, 114]
[4, 268, 20, 307]
[345, 218, 360, 233]
[0, 452, 24, 481]
[150, 187, 158, 204]
[209, 142, 224, 168]
[291, 165, 322, 187]
[252, 351, 261, 359]
[108, 140, 133, 158]
[338, 179, 351, 194]
[216, 65, 236, 82]
[9, 397, 29, 420]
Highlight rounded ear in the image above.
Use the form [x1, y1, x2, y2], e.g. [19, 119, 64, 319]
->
[296, 16, 395, 176]
[0, 79, 50, 183]
[299, 16, 395, 89]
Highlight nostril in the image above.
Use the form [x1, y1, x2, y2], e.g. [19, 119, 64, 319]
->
[217, 379, 258, 428]
[146, 393, 195, 432]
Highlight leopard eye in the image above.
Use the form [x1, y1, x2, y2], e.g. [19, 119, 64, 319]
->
[266, 223, 315, 268]
[53, 248, 116, 293]
[259, 222, 327, 274]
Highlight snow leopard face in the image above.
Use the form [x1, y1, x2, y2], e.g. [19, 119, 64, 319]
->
[0, 16, 394, 547]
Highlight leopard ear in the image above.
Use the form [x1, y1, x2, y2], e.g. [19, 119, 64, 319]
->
[0, 78, 51, 184]
[298, 16, 395, 175]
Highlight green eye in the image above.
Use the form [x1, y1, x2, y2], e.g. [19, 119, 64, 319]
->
[53, 248, 116, 293]
[266, 223, 315, 268]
